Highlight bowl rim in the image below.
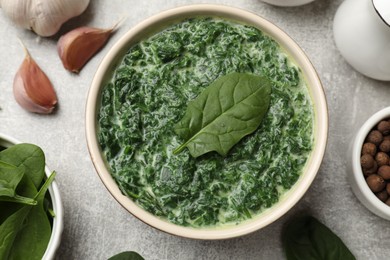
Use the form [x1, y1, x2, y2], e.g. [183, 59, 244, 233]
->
[261, 0, 314, 7]
[0, 132, 64, 259]
[85, 4, 328, 239]
[351, 107, 390, 218]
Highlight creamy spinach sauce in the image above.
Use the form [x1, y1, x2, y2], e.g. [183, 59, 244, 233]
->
[98, 18, 314, 227]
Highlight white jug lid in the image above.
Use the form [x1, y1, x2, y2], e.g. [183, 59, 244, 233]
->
[373, 0, 390, 26]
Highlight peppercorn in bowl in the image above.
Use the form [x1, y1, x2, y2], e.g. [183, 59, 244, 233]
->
[349, 107, 390, 220]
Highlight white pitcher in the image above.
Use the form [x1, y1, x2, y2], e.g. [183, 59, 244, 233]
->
[333, 0, 390, 81]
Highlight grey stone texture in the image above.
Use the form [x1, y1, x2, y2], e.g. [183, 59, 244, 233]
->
[0, 0, 389, 259]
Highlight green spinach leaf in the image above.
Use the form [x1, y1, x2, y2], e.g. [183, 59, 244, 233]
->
[0, 144, 55, 260]
[8, 171, 56, 260]
[0, 164, 37, 205]
[108, 251, 145, 260]
[0, 165, 23, 197]
[0, 206, 32, 260]
[174, 72, 271, 157]
[282, 216, 356, 260]
[0, 144, 45, 189]
[0, 176, 37, 224]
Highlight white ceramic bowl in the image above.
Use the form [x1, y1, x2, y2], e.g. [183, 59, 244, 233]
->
[86, 4, 328, 239]
[349, 107, 390, 220]
[0, 133, 64, 259]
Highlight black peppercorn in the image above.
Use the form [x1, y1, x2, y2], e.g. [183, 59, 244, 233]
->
[376, 190, 389, 202]
[379, 139, 390, 152]
[362, 142, 377, 156]
[363, 162, 378, 176]
[366, 130, 383, 146]
[375, 152, 389, 166]
[378, 165, 390, 180]
[377, 120, 390, 135]
[366, 174, 386, 192]
[361, 154, 375, 169]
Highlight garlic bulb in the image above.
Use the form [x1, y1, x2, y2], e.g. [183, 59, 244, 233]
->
[14, 42, 58, 114]
[0, 0, 90, 37]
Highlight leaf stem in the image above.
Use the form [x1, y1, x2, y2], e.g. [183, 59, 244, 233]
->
[173, 142, 190, 155]
[0, 195, 37, 205]
[47, 208, 56, 218]
[34, 171, 56, 200]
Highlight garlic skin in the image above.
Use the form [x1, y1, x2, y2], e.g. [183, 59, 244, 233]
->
[58, 26, 116, 73]
[14, 44, 58, 114]
[0, 0, 90, 37]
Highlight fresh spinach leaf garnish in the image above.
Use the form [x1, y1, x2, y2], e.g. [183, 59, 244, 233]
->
[174, 72, 271, 157]
[108, 251, 145, 260]
[0, 144, 56, 259]
[282, 216, 356, 260]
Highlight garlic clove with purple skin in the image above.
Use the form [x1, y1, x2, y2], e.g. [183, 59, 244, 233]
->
[13, 43, 58, 114]
[57, 23, 119, 73]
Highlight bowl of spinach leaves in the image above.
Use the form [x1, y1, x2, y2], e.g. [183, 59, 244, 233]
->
[0, 133, 63, 259]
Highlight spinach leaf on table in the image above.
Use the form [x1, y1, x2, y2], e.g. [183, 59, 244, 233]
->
[108, 251, 145, 260]
[174, 72, 271, 157]
[8, 171, 56, 260]
[0, 144, 45, 189]
[0, 163, 37, 205]
[282, 216, 356, 260]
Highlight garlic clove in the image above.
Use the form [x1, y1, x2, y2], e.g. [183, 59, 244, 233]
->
[57, 22, 120, 73]
[13, 42, 58, 114]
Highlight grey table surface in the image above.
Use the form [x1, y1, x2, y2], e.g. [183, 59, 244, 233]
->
[0, 0, 389, 259]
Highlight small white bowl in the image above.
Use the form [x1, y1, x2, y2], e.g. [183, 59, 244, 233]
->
[349, 107, 390, 220]
[0, 133, 64, 259]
